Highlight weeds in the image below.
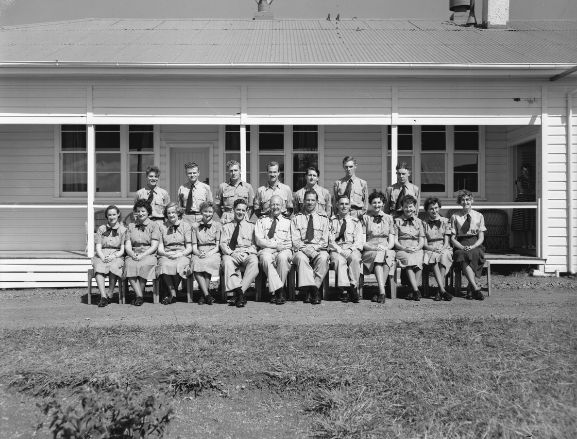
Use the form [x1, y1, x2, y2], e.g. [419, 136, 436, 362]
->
[38, 384, 172, 438]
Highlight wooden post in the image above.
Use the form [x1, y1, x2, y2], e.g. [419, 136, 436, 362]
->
[240, 125, 247, 182]
[390, 125, 398, 181]
[87, 124, 95, 258]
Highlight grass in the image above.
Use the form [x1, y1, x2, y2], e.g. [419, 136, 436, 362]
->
[1, 318, 576, 438]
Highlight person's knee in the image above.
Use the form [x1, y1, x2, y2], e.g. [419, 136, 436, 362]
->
[293, 252, 306, 265]
[349, 251, 361, 264]
[259, 253, 273, 265]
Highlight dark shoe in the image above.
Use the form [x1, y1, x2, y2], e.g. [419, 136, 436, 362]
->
[473, 289, 485, 301]
[276, 288, 286, 305]
[413, 290, 421, 301]
[98, 297, 109, 307]
[235, 289, 245, 308]
[371, 294, 378, 302]
[465, 285, 473, 300]
[340, 289, 349, 303]
[204, 294, 214, 305]
[270, 293, 277, 304]
[377, 294, 386, 304]
[349, 286, 359, 303]
[303, 288, 311, 304]
[198, 294, 205, 305]
[433, 291, 442, 302]
[442, 291, 453, 302]
[311, 287, 321, 305]
[162, 296, 176, 305]
[405, 291, 414, 301]
[133, 297, 144, 307]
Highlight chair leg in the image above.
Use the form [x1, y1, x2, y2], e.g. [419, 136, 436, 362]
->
[87, 268, 94, 305]
[119, 278, 125, 304]
[486, 262, 491, 297]
[422, 266, 430, 297]
[358, 273, 364, 299]
[255, 272, 263, 302]
[388, 274, 397, 299]
[220, 271, 227, 303]
[322, 272, 330, 300]
[186, 276, 193, 303]
[455, 269, 462, 295]
[287, 266, 296, 301]
[153, 279, 160, 304]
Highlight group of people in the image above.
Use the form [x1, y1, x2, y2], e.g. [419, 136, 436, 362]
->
[92, 156, 487, 308]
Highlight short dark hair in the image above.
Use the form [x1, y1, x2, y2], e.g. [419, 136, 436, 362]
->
[401, 194, 417, 207]
[368, 191, 386, 205]
[105, 205, 121, 220]
[342, 156, 356, 166]
[233, 198, 248, 208]
[184, 161, 199, 171]
[267, 161, 280, 171]
[163, 201, 183, 220]
[456, 189, 474, 204]
[226, 160, 240, 169]
[303, 189, 318, 200]
[424, 197, 442, 211]
[337, 195, 350, 204]
[306, 166, 320, 176]
[199, 201, 215, 212]
[396, 162, 411, 171]
[146, 165, 160, 176]
[133, 199, 152, 216]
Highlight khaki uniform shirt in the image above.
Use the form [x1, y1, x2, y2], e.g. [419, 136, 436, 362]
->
[255, 182, 293, 216]
[220, 219, 257, 255]
[216, 180, 255, 221]
[134, 187, 170, 219]
[333, 176, 368, 214]
[291, 212, 330, 253]
[177, 181, 213, 214]
[384, 182, 420, 216]
[329, 214, 364, 253]
[293, 184, 332, 216]
[255, 215, 293, 250]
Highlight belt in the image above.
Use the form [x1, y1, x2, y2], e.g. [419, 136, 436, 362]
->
[185, 211, 201, 215]
[151, 217, 164, 221]
[400, 236, 419, 240]
[198, 243, 215, 247]
[427, 238, 444, 242]
[350, 206, 362, 210]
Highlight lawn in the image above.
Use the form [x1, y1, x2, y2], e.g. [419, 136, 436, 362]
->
[1, 317, 576, 438]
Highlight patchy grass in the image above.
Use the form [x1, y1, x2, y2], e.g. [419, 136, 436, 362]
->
[1, 318, 576, 438]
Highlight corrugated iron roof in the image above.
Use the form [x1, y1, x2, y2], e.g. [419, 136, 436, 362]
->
[0, 18, 576, 66]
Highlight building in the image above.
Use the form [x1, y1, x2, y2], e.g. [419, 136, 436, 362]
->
[0, 8, 576, 287]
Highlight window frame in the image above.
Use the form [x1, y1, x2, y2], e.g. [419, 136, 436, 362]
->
[56, 125, 159, 199]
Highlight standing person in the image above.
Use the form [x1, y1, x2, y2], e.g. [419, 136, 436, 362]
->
[178, 161, 213, 225]
[361, 192, 395, 304]
[191, 201, 222, 305]
[124, 200, 160, 307]
[156, 202, 192, 305]
[254, 161, 293, 218]
[422, 197, 453, 302]
[450, 190, 486, 301]
[333, 156, 368, 219]
[215, 160, 255, 224]
[134, 166, 170, 222]
[394, 195, 425, 301]
[293, 166, 332, 216]
[329, 196, 364, 303]
[92, 205, 126, 307]
[385, 162, 421, 217]
[511, 164, 536, 250]
[291, 190, 330, 305]
[220, 199, 259, 307]
[255, 195, 293, 305]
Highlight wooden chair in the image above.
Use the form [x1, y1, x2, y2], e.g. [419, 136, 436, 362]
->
[219, 268, 263, 302]
[256, 265, 297, 301]
[421, 264, 450, 297]
[320, 261, 397, 300]
[119, 277, 160, 304]
[87, 268, 127, 305]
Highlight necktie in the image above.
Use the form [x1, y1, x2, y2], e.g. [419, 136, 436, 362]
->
[185, 184, 195, 214]
[428, 219, 442, 228]
[460, 214, 471, 235]
[305, 214, 314, 242]
[199, 223, 211, 231]
[167, 225, 178, 235]
[336, 218, 347, 242]
[147, 189, 155, 204]
[344, 179, 353, 198]
[229, 222, 240, 250]
[102, 227, 118, 238]
[373, 215, 382, 224]
[135, 223, 147, 232]
[267, 217, 277, 239]
[395, 185, 407, 212]
[404, 217, 414, 226]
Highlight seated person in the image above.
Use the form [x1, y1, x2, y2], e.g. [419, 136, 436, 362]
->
[394, 195, 425, 301]
[92, 205, 126, 307]
[385, 162, 421, 217]
[450, 189, 486, 301]
[191, 201, 222, 305]
[220, 199, 258, 307]
[124, 200, 160, 306]
[291, 190, 330, 305]
[422, 197, 453, 302]
[361, 191, 395, 304]
[156, 202, 192, 305]
[329, 195, 363, 303]
[255, 195, 293, 305]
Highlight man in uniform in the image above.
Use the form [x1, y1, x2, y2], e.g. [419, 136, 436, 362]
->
[333, 156, 368, 219]
[254, 195, 293, 305]
[134, 165, 170, 222]
[384, 162, 421, 217]
[178, 161, 213, 225]
[291, 190, 330, 305]
[329, 195, 364, 303]
[220, 199, 259, 307]
[215, 160, 255, 224]
[293, 166, 332, 216]
[254, 161, 293, 218]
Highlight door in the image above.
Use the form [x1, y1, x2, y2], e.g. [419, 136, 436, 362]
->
[169, 146, 211, 201]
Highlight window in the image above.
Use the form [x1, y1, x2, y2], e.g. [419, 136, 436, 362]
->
[420, 126, 446, 193]
[129, 125, 154, 192]
[292, 125, 319, 190]
[59, 125, 157, 197]
[258, 125, 284, 187]
[453, 126, 480, 192]
[224, 125, 251, 181]
[60, 125, 87, 192]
